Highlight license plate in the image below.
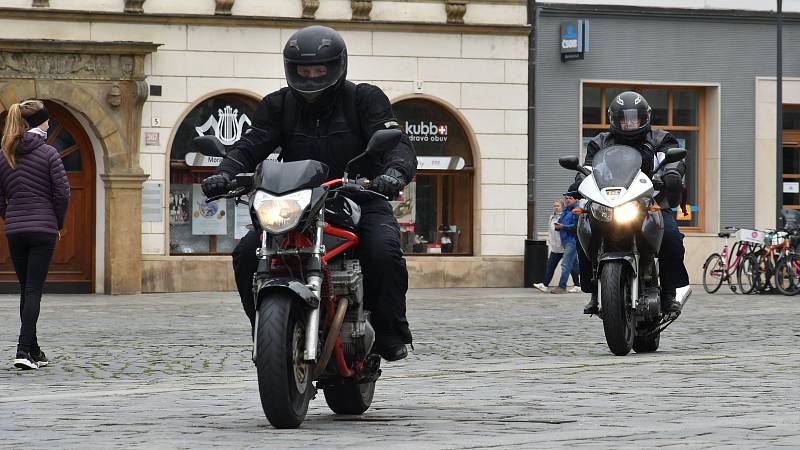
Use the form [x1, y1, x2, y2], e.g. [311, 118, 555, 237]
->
[605, 189, 622, 200]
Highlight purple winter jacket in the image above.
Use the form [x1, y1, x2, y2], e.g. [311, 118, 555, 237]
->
[0, 132, 70, 236]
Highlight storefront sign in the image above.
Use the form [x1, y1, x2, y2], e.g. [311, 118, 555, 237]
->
[184, 152, 223, 167]
[404, 121, 448, 143]
[192, 184, 227, 235]
[560, 19, 589, 62]
[784, 182, 799, 193]
[142, 182, 163, 222]
[417, 156, 466, 170]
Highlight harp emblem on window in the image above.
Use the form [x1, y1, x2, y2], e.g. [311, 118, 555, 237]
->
[195, 105, 252, 146]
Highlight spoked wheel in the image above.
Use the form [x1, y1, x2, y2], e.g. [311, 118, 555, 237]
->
[600, 261, 634, 356]
[324, 381, 376, 415]
[736, 253, 759, 295]
[255, 292, 313, 429]
[702, 253, 725, 294]
[775, 254, 800, 296]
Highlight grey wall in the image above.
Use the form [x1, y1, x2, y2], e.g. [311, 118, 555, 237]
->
[534, 7, 800, 235]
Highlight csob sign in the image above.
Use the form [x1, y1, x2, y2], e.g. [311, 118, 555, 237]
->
[560, 19, 589, 62]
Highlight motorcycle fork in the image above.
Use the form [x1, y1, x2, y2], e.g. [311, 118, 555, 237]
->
[303, 213, 326, 362]
[595, 238, 640, 314]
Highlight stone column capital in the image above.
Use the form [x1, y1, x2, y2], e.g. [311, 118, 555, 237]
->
[101, 172, 149, 190]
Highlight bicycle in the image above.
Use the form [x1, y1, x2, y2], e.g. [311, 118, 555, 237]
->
[741, 229, 793, 294]
[702, 228, 762, 294]
[773, 229, 800, 295]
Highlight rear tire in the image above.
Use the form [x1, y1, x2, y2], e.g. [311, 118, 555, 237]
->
[324, 382, 376, 415]
[775, 255, 800, 296]
[633, 332, 661, 353]
[255, 292, 313, 429]
[600, 261, 634, 356]
[702, 253, 725, 294]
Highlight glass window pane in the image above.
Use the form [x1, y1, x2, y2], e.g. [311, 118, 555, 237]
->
[583, 86, 602, 125]
[604, 87, 629, 110]
[673, 90, 699, 126]
[61, 151, 82, 172]
[670, 131, 699, 228]
[582, 128, 604, 163]
[641, 88, 668, 126]
[784, 107, 800, 130]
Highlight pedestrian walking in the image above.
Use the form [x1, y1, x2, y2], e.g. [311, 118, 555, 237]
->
[548, 187, 580, 294]
[1, 99, 70, 370]
[533, 199, 580, 293]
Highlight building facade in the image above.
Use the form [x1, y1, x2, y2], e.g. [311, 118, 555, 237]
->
[532, 1, 800, 284]
[0, 0, 529, 293]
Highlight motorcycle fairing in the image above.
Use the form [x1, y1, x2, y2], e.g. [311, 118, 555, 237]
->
[255, 160, 330, 195]
[578, 169, 654, 208]
[640, 208, 665, 253]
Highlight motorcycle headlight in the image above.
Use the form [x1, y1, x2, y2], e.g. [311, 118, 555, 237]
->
[252, 189, 312, 233]
[614, 201, 640, 223]
[590, 203, 613, 222]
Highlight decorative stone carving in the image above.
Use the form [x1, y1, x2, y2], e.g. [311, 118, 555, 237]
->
[0, 53, 137, 80]
[351, 0, 372, 21]
[301, 0, 319, 19]
[445, 1, 467, 24]
[124, 0, 145, 13]
[32, 0, 49, 7]
[107, 84, 122, 108]
[215, 0, 235, 15]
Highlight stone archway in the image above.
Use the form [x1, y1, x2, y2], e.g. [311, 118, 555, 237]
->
[0, 39, 160, 293]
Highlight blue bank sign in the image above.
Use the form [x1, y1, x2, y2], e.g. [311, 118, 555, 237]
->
[560, 19, 589, 61]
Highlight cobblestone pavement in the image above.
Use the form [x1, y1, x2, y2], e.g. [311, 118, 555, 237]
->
[0, 288, 798, 448]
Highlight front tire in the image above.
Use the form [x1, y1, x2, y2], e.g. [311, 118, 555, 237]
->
[702, 253, 725, 294]
[775, 254, 800, 296]
[737, 253, 758, 295]
[324, 382, 376, 415]
[600, 261, 634, 356]
[255, 292, 313, 429]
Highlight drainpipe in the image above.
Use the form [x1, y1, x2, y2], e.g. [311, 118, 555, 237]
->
[777, 0, 784, 226]
[527, 0, 538, 239]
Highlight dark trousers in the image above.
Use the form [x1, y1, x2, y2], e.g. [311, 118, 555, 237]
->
[579, 211, 690, 293]
[543, 250, 580, 287]
[232, 198, 412, 347]
[7, 233, 57, 353]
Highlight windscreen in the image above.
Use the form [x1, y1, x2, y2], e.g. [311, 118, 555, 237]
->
[256, 160, 330, 195]
[591, 145, 642, 189]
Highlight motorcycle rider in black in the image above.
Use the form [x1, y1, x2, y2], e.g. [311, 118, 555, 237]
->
[578, 91, 689, 315]
[201, 26, 416, 362]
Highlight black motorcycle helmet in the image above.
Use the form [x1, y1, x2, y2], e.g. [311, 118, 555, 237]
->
[283, 25, 347, 105]
[608, 91, 652, 142]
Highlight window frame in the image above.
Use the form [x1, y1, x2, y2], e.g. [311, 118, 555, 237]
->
[781, 104, 800, 209]
[581, 83, 706, 233]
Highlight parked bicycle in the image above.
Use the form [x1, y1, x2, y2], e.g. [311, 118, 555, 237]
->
[702, 228, 763, 294]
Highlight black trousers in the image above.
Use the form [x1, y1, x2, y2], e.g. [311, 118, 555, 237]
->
[7, 233, 57, 353]
[232, 198, 412, 347]
[579, 210, 690, 293]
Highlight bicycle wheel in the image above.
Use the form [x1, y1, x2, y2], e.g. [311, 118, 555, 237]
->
[775, 254, 800, 295]
[702, 253, 725, 294]
[754, 250, 774, 293]
[736, 253, 758, 295]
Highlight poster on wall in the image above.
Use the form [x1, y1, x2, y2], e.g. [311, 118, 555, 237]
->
[234, 204, 252, 239]
[391, 181, 416, 226]
[142, 182, 164, 223]
[192, 184, 227, 235]
[169, 185, 192, 225]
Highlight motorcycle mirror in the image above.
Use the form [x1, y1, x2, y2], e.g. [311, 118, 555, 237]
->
[663, 147, 687, 164]
[559, 156, 592, 176]
[192, 135, 227, 157]
[344, 129, 402, 175]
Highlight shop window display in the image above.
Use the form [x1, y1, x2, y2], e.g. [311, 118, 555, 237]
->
[392, 98, 474, 255]
[169, 94, 258, 255]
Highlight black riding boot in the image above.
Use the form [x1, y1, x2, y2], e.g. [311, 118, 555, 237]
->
[583, 292, 598, 315]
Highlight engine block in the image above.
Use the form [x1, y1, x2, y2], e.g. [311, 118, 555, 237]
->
[328, 259, 375, 357]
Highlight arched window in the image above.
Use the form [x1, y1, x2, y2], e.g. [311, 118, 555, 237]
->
[392, 97, 475, 255]
[168, 93, 258, 255]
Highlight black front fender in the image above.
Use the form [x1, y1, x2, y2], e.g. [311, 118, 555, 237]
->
[598, 252, 638, 275]
[255, 276, 320, 309]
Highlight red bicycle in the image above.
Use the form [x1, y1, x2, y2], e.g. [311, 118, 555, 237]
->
[702, 228, 762, 294]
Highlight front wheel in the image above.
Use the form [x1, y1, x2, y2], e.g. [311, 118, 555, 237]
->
[255, 292, 313, 429]
[600, 261, 634, 356]
[702, 253, 725, 294]
[736, 253, 758, 295]
[324, 382, 376, 415]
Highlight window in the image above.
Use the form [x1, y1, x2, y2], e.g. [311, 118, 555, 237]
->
[781, 105, 800, 210]
[169, 93, 258, 255]
[581, 85, 705, 230]
[392, 97, 474, 255]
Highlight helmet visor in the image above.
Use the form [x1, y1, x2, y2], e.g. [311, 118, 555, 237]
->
[611, 108, 647, 132]
[285, 59, 345, 95]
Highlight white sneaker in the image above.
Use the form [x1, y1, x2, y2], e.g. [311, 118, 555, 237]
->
[569, 286, 582, 293]
[533, 283, 549, 292]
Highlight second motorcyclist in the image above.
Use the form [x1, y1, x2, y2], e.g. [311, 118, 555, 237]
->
[578, 91, 689, 315]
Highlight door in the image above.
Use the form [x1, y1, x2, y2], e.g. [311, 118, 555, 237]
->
[0, 101, 96, 293]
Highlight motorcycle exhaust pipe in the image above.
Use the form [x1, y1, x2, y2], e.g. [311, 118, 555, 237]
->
[311, 298, 349, 380]
[676, 285, 692, 307]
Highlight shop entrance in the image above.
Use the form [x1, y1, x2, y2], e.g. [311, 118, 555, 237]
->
[781, 106, 800, 211]
[0, 101, 96, 293]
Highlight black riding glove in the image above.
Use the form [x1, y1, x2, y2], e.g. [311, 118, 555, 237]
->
[201, 173, 232, 198]
[663, 171, 683, 208]
[372, 168, 406, 199]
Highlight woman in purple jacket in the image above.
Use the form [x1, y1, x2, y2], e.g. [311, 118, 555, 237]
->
[0, 99, 70, 370]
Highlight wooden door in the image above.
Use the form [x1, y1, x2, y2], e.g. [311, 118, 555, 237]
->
[0, 101, 96, 293]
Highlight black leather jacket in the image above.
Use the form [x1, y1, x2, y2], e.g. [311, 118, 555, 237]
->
[217, 82, 417, 184]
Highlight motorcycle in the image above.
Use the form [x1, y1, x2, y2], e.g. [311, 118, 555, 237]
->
[559, 145, 691, 356]
[199, 129, 402, 428]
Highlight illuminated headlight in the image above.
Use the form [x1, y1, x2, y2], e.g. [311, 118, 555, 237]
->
[590, 203, 613, 222]
[614, 201, 640, 223]
[252, 189, 312, 233]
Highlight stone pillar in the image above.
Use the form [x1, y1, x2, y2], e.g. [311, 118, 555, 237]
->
[101, 173, 149, 294]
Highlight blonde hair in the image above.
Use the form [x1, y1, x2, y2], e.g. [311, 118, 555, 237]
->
[1, 99, 45, 169]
